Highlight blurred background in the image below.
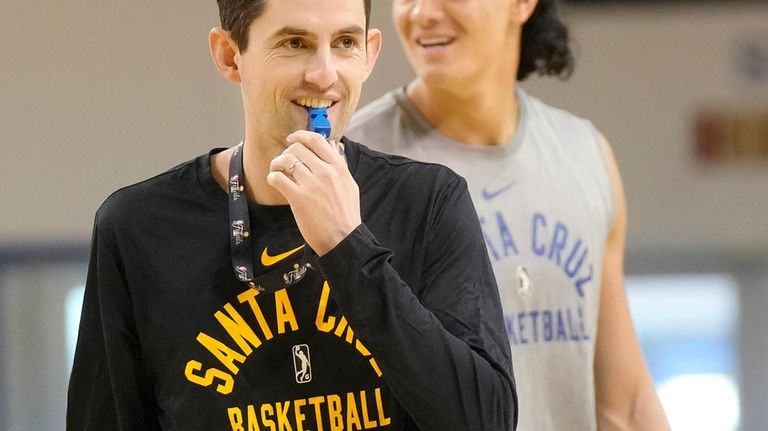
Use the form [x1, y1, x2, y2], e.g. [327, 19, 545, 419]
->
[1, 1, 766, 430]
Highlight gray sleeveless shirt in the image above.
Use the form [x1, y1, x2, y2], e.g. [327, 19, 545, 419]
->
[348, 87, 615, 431]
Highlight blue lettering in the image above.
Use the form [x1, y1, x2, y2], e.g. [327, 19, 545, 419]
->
[530, 212, 599, 299]
[517, 312, 528, 344]
[578, 307, 590, 340]
[548, 223, 568, 265]
[496, 211, 519, 256]
[556, 310, 567, 341]
[543, 311, 553, 342]
[506, 316, 518, 345]
[529, 310, 540, 343]
[574, 264, 593, 298]
[505, 308, 592, 345]
[532, 212, 547, 256]
[566, 309, 581, 341]
[564, 239, 587, 279]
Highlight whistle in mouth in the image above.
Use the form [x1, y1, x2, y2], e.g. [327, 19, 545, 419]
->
[307, 107, 332, 139]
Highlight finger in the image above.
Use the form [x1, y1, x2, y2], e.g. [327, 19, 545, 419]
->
[270, 153, 298, 172]
[283, 142, 325, 174]
[269, 153, 309, 177]
[286, 130, 340, 164]
[266, 171, 299, 198]
[287, 159, 312, 182]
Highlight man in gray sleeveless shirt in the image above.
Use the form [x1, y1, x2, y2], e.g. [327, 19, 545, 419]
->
[347, 0, 670, 429]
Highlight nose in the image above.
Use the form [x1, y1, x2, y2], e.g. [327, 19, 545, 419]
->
[410, 0, 444, 27]
[304, 47, 338, 91]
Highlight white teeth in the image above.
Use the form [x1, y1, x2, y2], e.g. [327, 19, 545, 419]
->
[297, 98, 332, 108]
[418, 37, 452, 46]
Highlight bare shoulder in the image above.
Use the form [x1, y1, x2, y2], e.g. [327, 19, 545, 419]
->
[595, 131, 627, 229]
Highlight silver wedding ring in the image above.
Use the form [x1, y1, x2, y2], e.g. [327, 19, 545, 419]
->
[287, 159, 305, 176]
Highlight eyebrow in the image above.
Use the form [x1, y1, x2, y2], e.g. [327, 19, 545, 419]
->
[335, 25, 366, 37]
[271, 25, 366, 40]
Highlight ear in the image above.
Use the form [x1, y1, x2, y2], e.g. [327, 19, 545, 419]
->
[362, 28, 383, 82]
[209, 27, 241, 83]
[512, 0, 539, 25]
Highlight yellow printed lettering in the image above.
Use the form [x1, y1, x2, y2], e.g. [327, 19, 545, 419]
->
[261, 404, 276, 431]
[359, 390, 377, 429]
[355, 340, 371, 356]
[275, 401, 293, 431]
[228, 407, 245, 431]
[308, 396, 326, 431]
[294, 399, 307, 431]
[275, 289, 299, 334]
[327, 394, 344, 431]
[227, 391, 387, 431]
[197, 332, 246, 374]
[375, 388, 391, 426]
[315, 282, 336, 332]
[238, 289, 274, 341]
[346, 392, 362, 430]
[333, 317, 348, 337]
[246, 405, 262, 431]
[184, 360, 234, 395]
[215, 303, 262, 355]
[369, 358, 383, 377]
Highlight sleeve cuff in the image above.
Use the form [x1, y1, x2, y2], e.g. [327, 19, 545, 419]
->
[315, 223, 383, 281]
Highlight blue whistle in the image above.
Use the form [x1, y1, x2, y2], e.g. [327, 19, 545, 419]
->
[307, 107, 332, 139]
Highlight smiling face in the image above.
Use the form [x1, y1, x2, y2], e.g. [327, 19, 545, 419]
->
[212, 0, 381, 153]
[393, 0, 520, 90]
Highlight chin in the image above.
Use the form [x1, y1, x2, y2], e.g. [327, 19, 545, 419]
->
[419, 68, 462, 89]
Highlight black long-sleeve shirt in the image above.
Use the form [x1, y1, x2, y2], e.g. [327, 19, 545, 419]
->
[67, 140, 517, 430]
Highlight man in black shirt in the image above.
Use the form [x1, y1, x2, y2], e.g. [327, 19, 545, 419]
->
[66, 1, 516, 429]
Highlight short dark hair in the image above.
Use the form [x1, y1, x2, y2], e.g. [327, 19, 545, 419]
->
[216, 0, 372, 53]
[518, 0, 574, 81]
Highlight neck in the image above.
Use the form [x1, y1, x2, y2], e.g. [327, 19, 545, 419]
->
[211, 139, 289, 206]
[407, 76, 520, 147]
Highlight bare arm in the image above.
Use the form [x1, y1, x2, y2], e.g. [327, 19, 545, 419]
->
[594, 133, 671, 431]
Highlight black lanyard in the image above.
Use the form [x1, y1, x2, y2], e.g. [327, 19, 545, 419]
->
[228, 142, 317, 292]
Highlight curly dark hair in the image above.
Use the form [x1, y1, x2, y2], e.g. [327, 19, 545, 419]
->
[216, 0, 372, 53]
[518, 0, 574, 81]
